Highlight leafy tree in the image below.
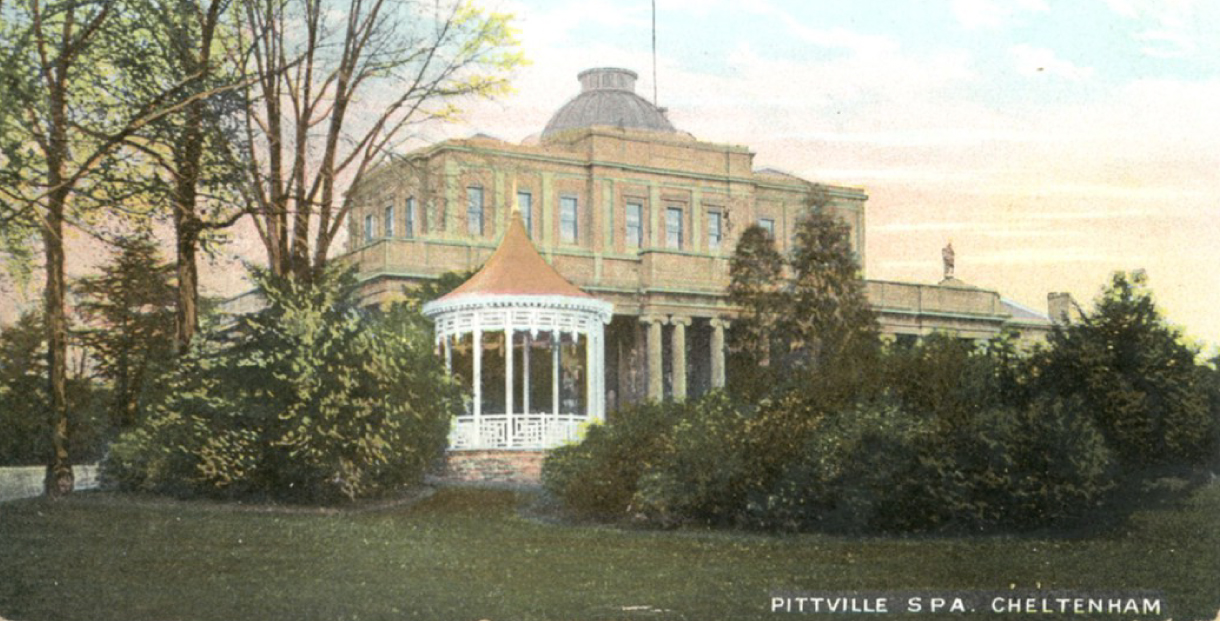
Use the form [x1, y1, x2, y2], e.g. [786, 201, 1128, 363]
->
[103, 267, 461, 503]
[126, 0, 247, 351]
[786, 203, 878, 373]
[0, 311, 109, 466]
[1033, 271, 1218, 469]
[0, 0, 245, 495]
[726, 186, 878, 400]
[236, 0, 526, 281]
[726, 224, 785, 399]
[74, 235, 176, 429]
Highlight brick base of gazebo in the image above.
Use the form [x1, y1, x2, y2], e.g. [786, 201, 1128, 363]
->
[436, 450, 546, 484]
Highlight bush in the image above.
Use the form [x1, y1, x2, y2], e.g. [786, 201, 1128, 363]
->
[631, 392, 754, 526]
[757, 400, 934, 533]
[102, 269, 460, 504]
[958, 397, 1116, 530]
[1034, 272, 1218, 469]
[748, 397, 1116, 534]
[542, 399, 675, 519]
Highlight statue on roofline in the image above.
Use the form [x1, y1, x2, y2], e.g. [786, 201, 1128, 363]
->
[942, 241, 955, 280]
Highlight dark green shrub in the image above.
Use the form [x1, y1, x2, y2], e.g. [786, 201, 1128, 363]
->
[632, 392, 754, 526]
[757, 400, 935, 533]
[542, 399, 676, 519]
[961, 397, 1116, 530]
[102, 269, 459, 504]
[1033, 272, 1217, 469]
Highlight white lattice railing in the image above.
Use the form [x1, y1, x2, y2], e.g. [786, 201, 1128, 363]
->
[448, 414, 588, 450]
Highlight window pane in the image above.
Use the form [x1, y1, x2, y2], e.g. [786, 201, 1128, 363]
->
[666, 207, 683, 249]
[708, 211, 722, 249]
[560, 196, 578, 243]
[405, 197, 415, 238]
[384, 204, 395, 237]
[625, 203, 642, 247]
[517, 191, 532, 236]
[759, 218, 775, 237]
[467, 187, 484, 236]
[364, 214, 375, 242]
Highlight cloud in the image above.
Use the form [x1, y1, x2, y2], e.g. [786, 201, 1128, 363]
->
[739, 1, 899, 55]
[1009, 44, 1095, 80]
[953, 0, 1048, 29]
[1099, 0, 1214, 60]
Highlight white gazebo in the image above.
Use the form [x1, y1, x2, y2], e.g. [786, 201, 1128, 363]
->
[422, 212, 613, 451]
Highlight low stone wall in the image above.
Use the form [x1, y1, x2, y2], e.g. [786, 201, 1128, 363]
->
[0, 465, 99, 502]
[439, 450, 546, 484]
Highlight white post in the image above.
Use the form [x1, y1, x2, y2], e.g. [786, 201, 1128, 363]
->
[585, 328, 595, 418]
[443, 334, 452, 375]
[592, 330, 605, 422]
[505, 328, 514, 445]
[552, 329, 561, 417]
[523, 333, 531, 416]
[473, 324, 482, 444]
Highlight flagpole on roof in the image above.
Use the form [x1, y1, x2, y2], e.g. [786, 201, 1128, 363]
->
[652, 0, 658, 107]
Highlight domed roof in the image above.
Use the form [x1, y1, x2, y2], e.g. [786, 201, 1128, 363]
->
[541, 68, 677, 139]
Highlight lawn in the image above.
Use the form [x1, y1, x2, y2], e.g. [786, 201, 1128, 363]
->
[1, 483, 1218, 621]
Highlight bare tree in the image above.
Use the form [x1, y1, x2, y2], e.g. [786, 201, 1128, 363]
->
[237, 0, 524, 280]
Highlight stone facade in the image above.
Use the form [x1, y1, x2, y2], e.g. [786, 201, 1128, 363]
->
[343, 67, 1054, 412]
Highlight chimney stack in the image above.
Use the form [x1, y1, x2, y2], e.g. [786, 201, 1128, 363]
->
[1048, 292, 1074, 325]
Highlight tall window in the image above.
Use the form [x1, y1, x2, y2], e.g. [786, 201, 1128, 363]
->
[517, 191, 533, 236]
[384, 203, 395, 237]
[625, 202, 643, 247]
[560, 196, 578, 243]
[466, 186, 484, 235]
[758, 218, 775, 237]
[707, 210, 722, 249]
[665, 206, 683, 249]
[405, 197, 416, 238]
[363, 214, 375, 243]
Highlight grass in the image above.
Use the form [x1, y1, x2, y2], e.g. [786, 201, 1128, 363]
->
[1, 484, 1218, 621]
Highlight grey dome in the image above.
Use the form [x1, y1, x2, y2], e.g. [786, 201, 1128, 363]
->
[541, 68, 677, 139]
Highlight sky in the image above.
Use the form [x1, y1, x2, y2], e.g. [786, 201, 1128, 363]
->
[4, 0, 1218, 349]
[440, 0, 1220, 349]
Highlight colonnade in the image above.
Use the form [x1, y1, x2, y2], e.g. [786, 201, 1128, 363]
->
[638, 315, 730, 402]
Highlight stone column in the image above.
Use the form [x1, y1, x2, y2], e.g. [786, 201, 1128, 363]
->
[709, 318, 730, 389]
[641, 316, 665, 401]
[670, 316, 691, 401]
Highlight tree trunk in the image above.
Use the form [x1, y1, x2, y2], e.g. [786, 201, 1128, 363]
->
[175, 222, 200, 351]
[42, 191, 74, 497]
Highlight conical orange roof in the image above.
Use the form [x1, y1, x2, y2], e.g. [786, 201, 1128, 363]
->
[439, 212, 591, 301]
